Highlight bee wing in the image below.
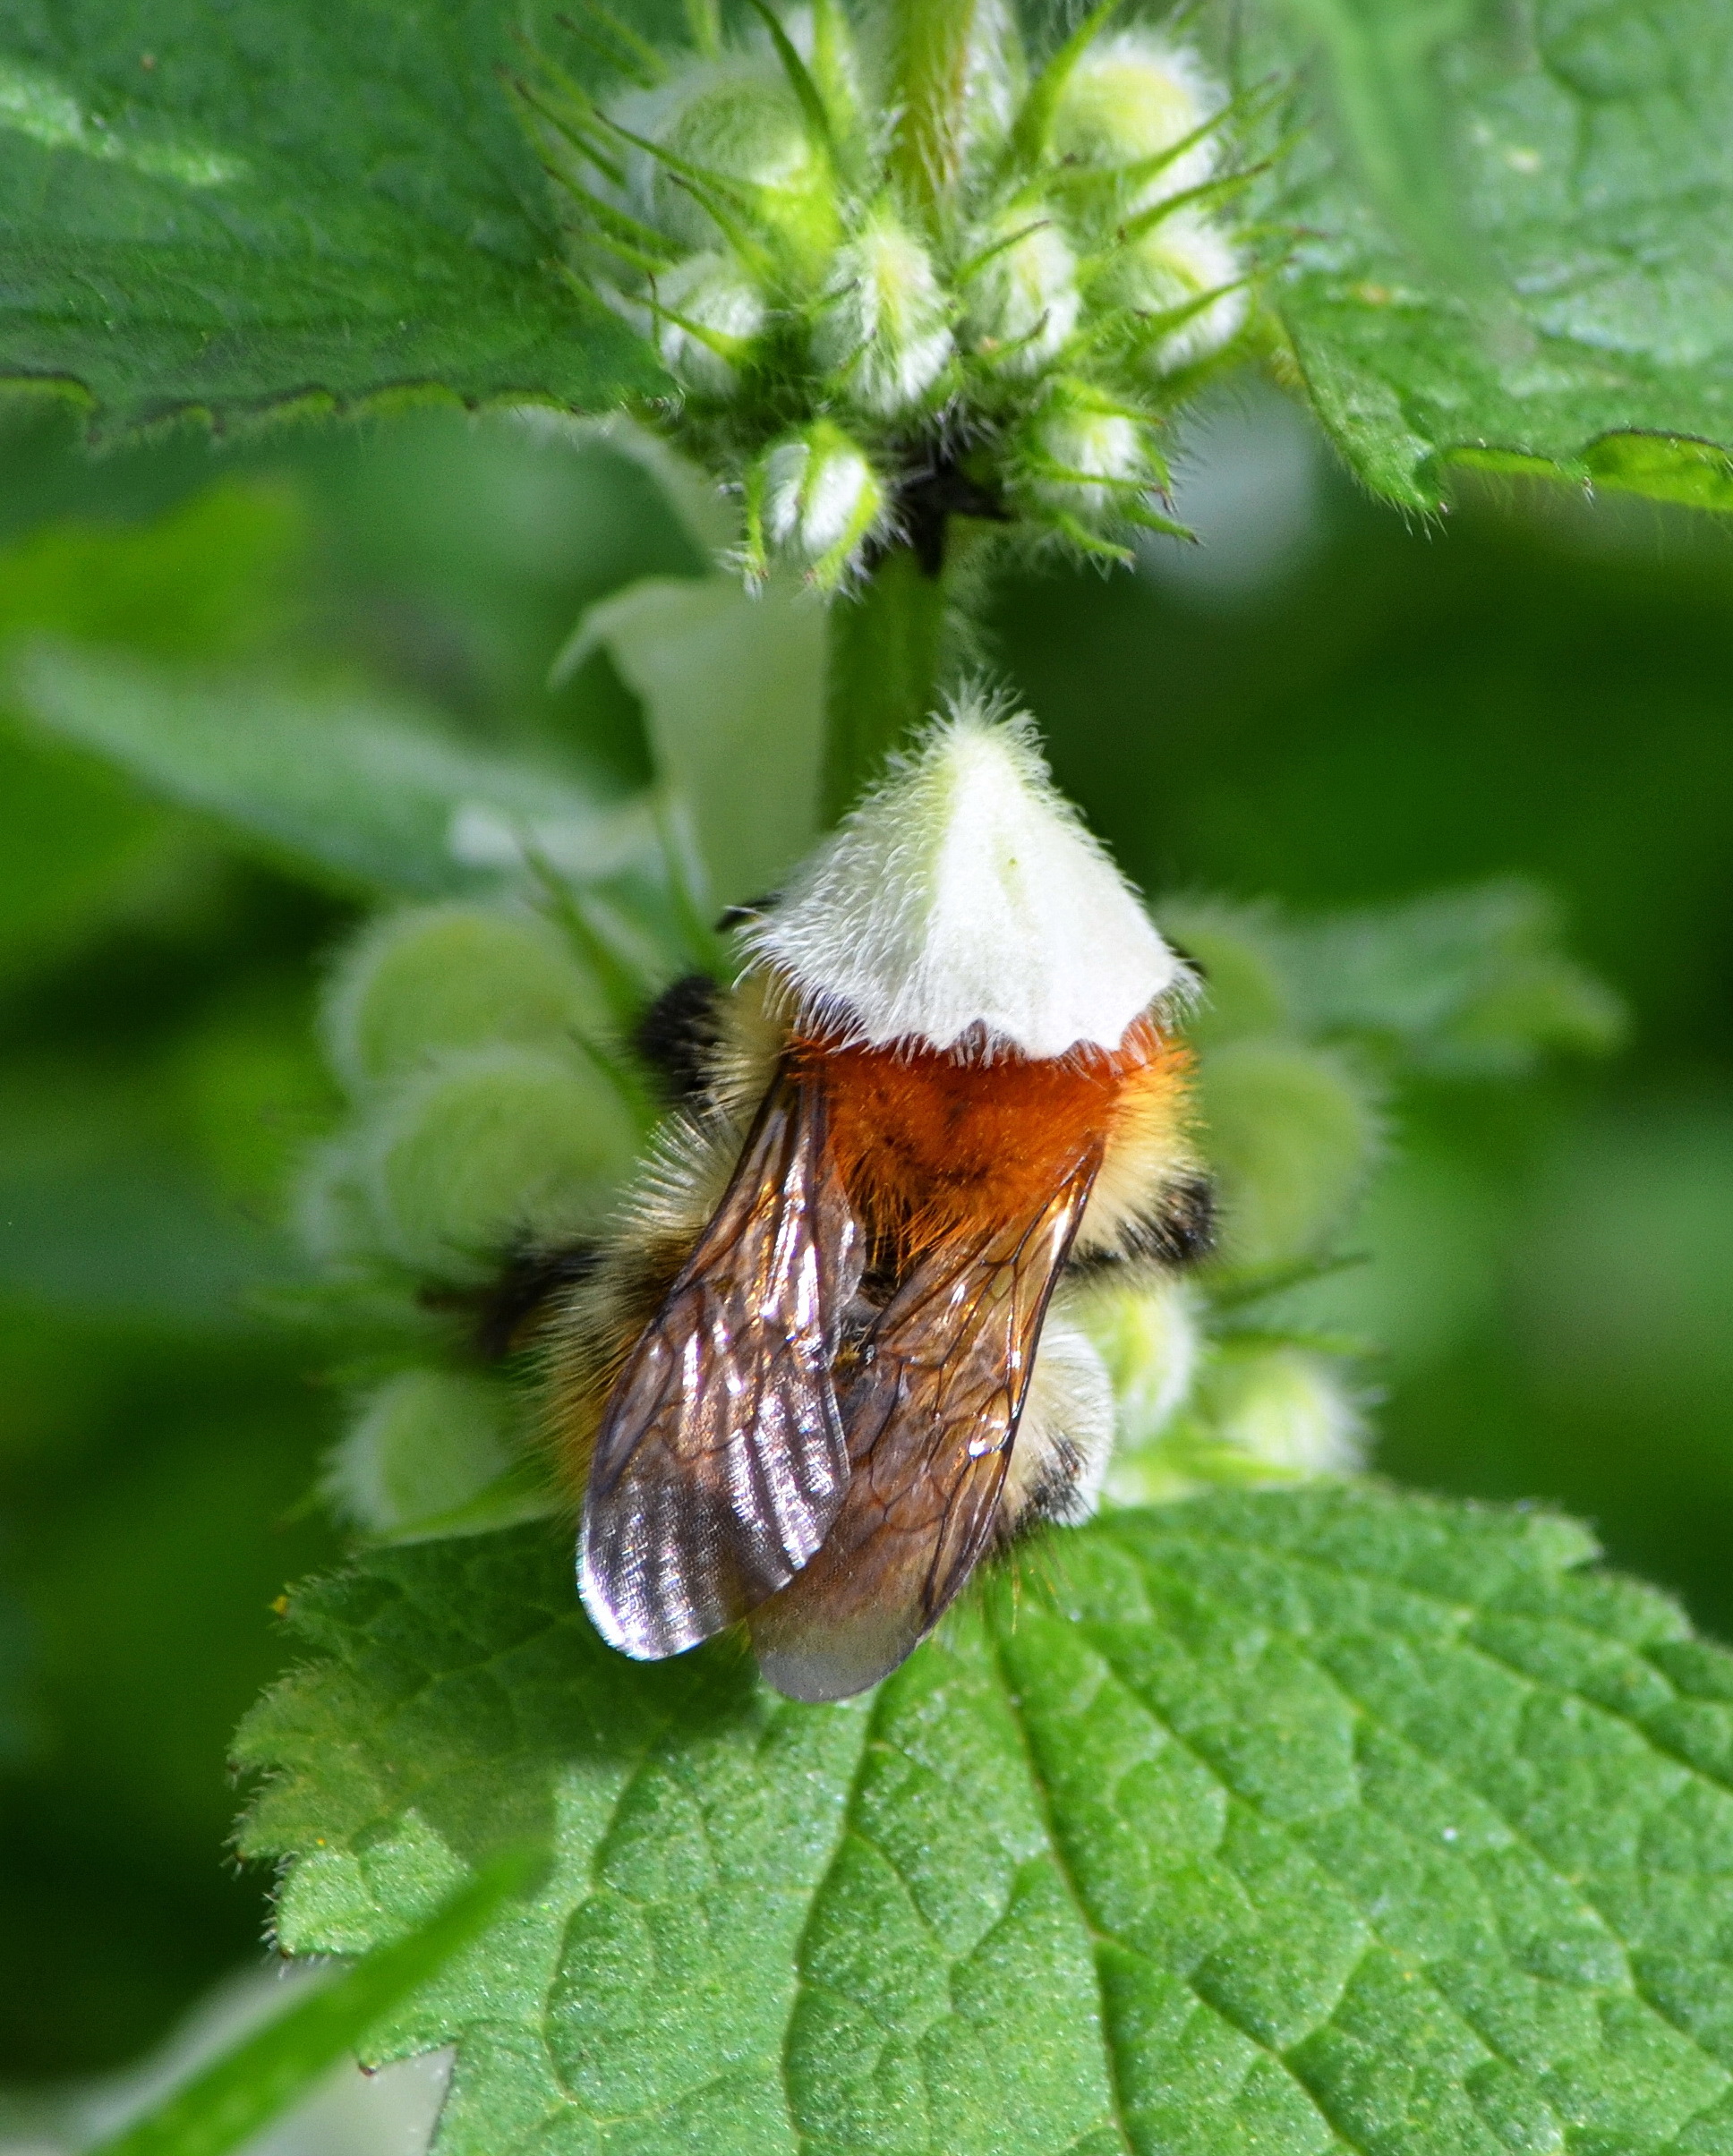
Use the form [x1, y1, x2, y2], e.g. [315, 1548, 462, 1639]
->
[580, 1067, 863, 1660]
[749, 1143, 1103, 1702]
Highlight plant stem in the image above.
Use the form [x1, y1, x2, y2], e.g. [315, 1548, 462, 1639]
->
[820, 544, 949, 824]
[883, 0, 981, 216]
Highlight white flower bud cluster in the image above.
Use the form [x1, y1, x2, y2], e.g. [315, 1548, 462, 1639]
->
[515, 4, 1255, 586]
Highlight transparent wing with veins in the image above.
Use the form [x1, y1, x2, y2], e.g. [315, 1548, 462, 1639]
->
[750, 1142, 1103, 1702]
[580, 1067, 863, 1659]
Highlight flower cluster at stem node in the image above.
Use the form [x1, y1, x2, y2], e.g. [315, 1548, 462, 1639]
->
[514, 0, 1259, 589]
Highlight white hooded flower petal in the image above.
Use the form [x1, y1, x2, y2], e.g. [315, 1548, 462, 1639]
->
[747, 692, 1182, 1056]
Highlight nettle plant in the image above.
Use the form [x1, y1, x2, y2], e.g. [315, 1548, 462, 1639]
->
[6, 1, 1733, 2152]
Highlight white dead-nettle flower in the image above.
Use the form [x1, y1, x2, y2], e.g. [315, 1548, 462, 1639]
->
[960, 206, 1080, 375]
[652, 251, 767, 396]
[812, 206, 955, 416]
[1102, 212, 1249, 375]
[1049, 31, 1222, 209]
[755, 421, 887, 585]
[747, 692, 1182, 1056]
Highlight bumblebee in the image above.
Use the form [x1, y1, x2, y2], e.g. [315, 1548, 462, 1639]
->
[540, 701, 1211, 1700]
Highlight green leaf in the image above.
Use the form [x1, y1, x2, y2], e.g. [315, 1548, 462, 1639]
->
[0, 2, 664, 432]
[8, 640, 660, 899]
[559, 570, 826, 908]
[237, 1487, 1733, 2154]
[84, 1845, 542, 2156]
[0, 478, 304, 979]
[1255, 0, 1733, 511]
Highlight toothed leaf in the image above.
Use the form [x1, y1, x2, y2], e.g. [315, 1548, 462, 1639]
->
[0, 0, 665, 433]
[237, 1485, 1733, 2155]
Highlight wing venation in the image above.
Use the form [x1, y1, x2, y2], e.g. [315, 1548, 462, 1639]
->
[749, 1142, 1103, 1701]
[580, 1066, 862, 1659]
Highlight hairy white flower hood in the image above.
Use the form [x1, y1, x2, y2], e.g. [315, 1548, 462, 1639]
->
[747, 698, 1182, 1058]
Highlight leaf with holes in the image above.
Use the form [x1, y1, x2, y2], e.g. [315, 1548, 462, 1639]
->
[0, 0, 663, 432]
[235, 1484, 1733, 2155]
[1251, 0, 1733, 511]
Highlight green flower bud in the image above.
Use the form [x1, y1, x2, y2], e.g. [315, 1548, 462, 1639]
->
[1101, 213, 1248, 376]
[320, 903, 604, 1100]
[1198, 1346, 1365, 1479]
[750, 421, 887, 588]
[1050, 32, 1218, 205]
[1078, 1278, 1201, 1446]
[1153, 900, 1288, 1047]
[960, 206, 1080, 376]
[361, 1044, 638, 1280]
[653, 251, 768, 396]
[625, 58, 832, 262]
[1020, 379, 1157, 532]
[322, 1368, 518, 1538]
[812, 206, 954, 416]
[1198, 1038, 1381, 1271]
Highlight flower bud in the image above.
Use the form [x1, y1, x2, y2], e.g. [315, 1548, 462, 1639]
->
[322, 1368, 517, 1538]
[1049, 33, 1220, 207]
[653, 251, 768, 397]
[626, 59, 832, 263]
[1080, 1278, 1201, 1445]
[960, 207, 1080, 376]
[1198, 1038, 1381, 1270]
[1102, 213, 1249, 376]
[811, 208, 953, 417]
[752, 422, 887, 588]
[1020, 379, 1156, 530]
[1199, 1346, 1366, 1479]
[320, 903, 604, 1100]
[361, 1044, 639, 1280]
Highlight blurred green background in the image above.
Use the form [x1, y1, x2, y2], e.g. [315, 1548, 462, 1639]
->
[1, 381, 1729, 2087]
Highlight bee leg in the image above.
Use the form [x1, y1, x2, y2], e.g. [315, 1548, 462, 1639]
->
[423, 1241, 602, 1362]
[995, 1317, 1116, 1542]
[633, 972, 725, 1102]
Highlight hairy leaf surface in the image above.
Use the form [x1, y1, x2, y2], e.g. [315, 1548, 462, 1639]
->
[1259, 0, 1733, 508]
[237, 1484, 1733, 2154]
[0, 0, 664, 431]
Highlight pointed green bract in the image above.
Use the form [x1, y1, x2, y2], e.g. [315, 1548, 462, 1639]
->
[237, 1487, 1733, 2155]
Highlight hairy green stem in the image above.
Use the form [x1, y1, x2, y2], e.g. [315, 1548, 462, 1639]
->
[820, 545, 949, 824]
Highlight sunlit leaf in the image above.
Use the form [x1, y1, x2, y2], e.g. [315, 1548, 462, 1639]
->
[1253, 0, 1733, 510]
[238, 1487, 1733, 2154]
[0, 2, 663, 433]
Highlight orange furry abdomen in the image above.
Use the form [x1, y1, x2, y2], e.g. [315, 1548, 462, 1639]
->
[792, 1017, 1189, 1256]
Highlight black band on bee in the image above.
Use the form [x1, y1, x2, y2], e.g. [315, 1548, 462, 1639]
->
[1066, 1171, 1217, 1281]
[633, 972, 725, 1102]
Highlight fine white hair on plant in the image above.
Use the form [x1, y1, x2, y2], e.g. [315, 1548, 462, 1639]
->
[1049, 30, 1225, 208]
[812, 208, 955, 417]
[745, 687, 1184, 1057]
[1104, 213, 1250, 377]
